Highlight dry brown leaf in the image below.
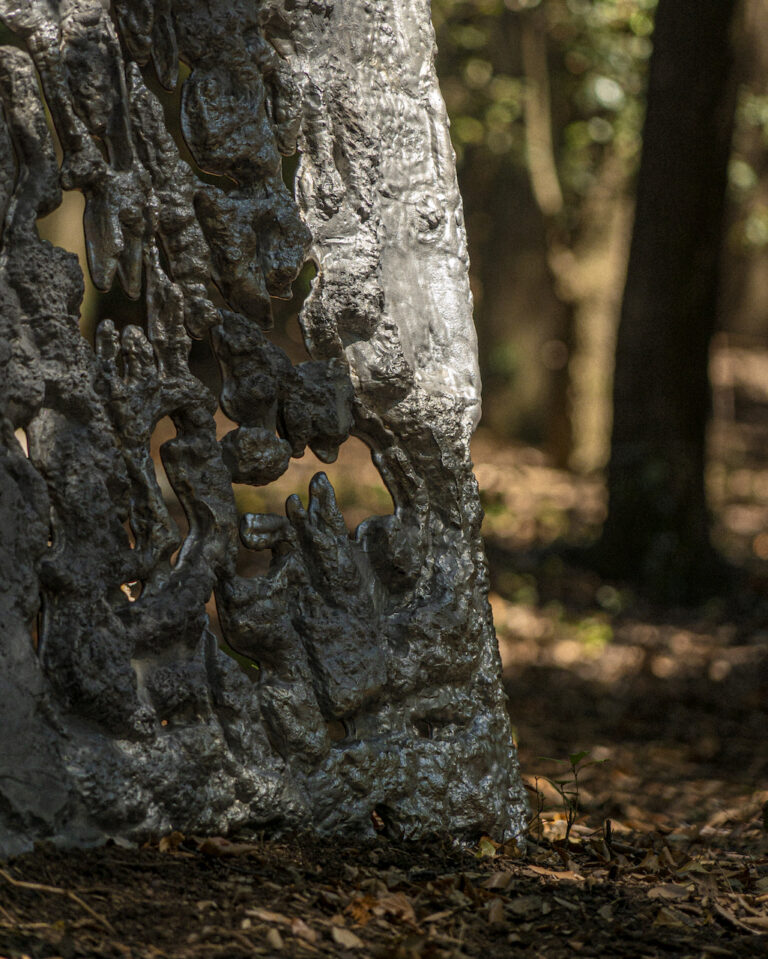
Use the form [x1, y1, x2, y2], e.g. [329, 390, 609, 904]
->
[483, 871, 514, 891]
[196, 836, 259, 858]
[487, 898, 505, 924]
[332, 926, 365, 949]
[661, 846, 678, 869]
[345, 895, 376, 927]
[509, 895, 541, 917]
[694, 874, 720, 899]
[373, 891, 417, 924]
[422, 909, 455, 923]
[291, 917, 318, 943]
[653, 906, 693, 928]
[527, 865, 585, 881]
[266, 927, 284, 950]
[501, 839, 526, 858]
[636, 852, 661, 873]
[246, 906, 292, 925]
[158, 831, 185, 853]
[676, 858, 711, 875]
[553, 895, 579, 912]
[647, 884, 690, 901]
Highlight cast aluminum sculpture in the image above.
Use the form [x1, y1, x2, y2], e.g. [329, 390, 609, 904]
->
[0, 0, 526, 857]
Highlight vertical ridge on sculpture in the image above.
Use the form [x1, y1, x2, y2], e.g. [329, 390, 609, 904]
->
[0, 0, 526, 857]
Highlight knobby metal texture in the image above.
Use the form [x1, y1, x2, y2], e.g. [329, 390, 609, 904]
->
[0, 0, 526, 857]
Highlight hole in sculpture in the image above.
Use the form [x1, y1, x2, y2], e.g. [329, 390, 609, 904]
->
[269, 259, 316, 364]
[281, 152, 299, 193]
[120, 580, 143, 602]
[326, 719, 347, 742]
[123, 519, 136, 549]
[371, 804, 399, 838]
[13, 428, 29, 457]
[413, 717, 433, 740]
[233, 436, 393, 550]
[37, 189, 144, 344]
[189, 331, 222, 395]
[30, 606, 42, 652]
[148, 416, 190, 566]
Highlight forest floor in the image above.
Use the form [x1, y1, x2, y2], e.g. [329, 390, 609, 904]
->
[2, 415, 768, 959]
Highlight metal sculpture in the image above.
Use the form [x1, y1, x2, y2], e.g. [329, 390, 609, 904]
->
[0, 0, 526, 857]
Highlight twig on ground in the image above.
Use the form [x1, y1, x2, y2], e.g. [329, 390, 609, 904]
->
[0, 866, 116, 934]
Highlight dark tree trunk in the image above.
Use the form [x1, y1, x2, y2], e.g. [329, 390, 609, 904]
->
[598, 0, 740, 601]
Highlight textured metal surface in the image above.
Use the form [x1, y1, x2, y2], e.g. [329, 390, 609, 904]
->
[0, 0, 526, 857]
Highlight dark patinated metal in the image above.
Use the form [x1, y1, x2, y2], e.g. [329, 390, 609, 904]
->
[0, 0, 526, 857]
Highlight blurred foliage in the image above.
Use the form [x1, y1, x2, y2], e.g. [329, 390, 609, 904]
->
[433, 0, 657, 232]
[730, 90, 768, 251]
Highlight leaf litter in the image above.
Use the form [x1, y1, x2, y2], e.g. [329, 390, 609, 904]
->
[2, 438, 768, 957]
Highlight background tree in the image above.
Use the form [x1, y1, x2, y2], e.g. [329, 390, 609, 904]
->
[597, 0, 740, 600]
[433, 0, 656, 468]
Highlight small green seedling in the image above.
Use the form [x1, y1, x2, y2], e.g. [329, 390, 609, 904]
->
[539, 750, 608, 842]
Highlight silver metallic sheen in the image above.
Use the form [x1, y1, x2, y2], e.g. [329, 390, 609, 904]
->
[0, 0, 526, 857]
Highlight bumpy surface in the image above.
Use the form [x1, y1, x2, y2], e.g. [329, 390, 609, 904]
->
[0, 0, 526, 857]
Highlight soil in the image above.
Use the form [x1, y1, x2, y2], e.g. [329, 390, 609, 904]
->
[3, 402, 768, 958]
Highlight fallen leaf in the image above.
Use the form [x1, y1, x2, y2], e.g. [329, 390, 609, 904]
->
[553, 895, 579, 912]
[509, 895, 541, 917]
[196, 836, 259, 858]
[373, 891, 417, 924]
[501, 839, 526, 858]
[345, 895, 376, 926]
[422, 909, 455, 923]
[246, 906, 292, 925]
[647, 884, 690, 901]
[332, 927, 364, 949]
[637, 852, 661, 873]
[477, 836, 499, 858]
[676, 858, 711, 875]
[266, 927, 284, 950]
[487, 898, 505, 924]
[598, 904, 613, 921]
[483, 871, 514, 891]
[527, 865, 585, 881]
[653, 906, 693, 928]
[291, 918, 318, 943]
[158, 831, 185, 853]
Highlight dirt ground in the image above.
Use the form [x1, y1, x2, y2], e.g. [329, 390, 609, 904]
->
[3, 376, 768, 957]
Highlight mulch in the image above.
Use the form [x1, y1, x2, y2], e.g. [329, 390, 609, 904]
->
[3, 431, 768, 958]
[0, 814, 766, 959]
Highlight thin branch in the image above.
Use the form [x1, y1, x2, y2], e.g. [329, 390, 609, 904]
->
[0, 866, 116, 935]
[521, 11, 564, 218]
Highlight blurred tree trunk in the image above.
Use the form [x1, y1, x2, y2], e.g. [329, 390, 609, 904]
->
[457, 8, 573, 464]
[598, 0, 740, 600]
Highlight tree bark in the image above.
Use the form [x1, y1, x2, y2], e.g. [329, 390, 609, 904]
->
[599, 0, 740, 600]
